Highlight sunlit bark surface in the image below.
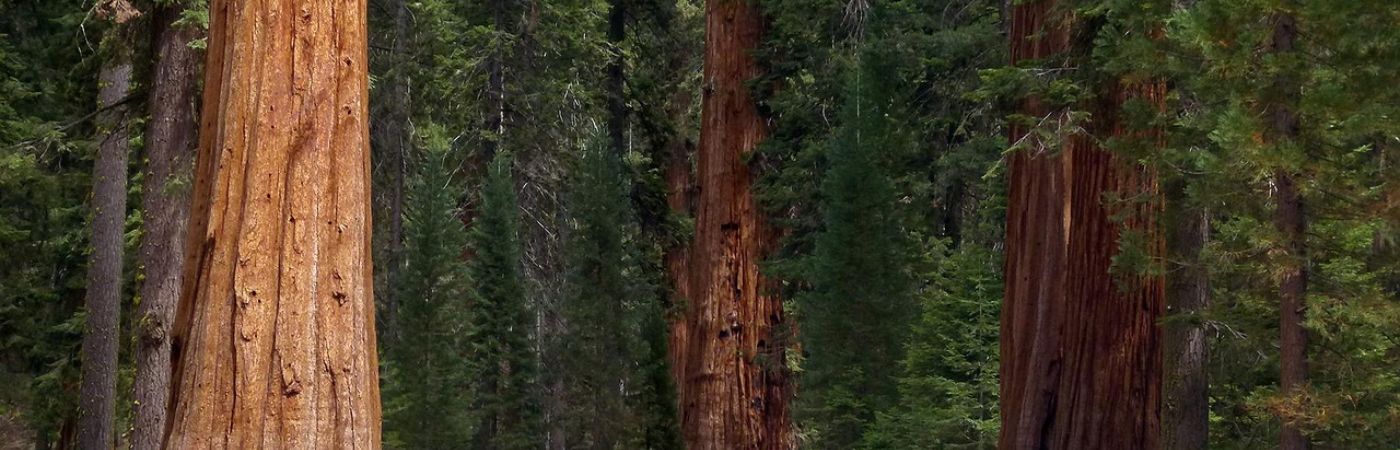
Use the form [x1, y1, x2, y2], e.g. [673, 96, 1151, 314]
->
[165, 0, 380, 447]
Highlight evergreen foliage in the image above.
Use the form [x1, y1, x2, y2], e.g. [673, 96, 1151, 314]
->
[0, 0, 1395, 448]
[1, 0, 109, 445]
[382, 129, 475, 449]
[557, 138, 681, 449]
[794, 46, 919, 449]
[465, 153, 543, 450]
[863, 246, 1001, 450]
[1165, 0, 1400, 445]
[761, 1, 1006, 447]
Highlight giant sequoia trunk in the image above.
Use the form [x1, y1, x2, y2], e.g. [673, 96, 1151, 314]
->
[663, 32, 698, 428]
[669, 0, 793, 448]
[78, 4, 136, 447]
[165, 0, 380, 447]
[131, 3, 202, 449]
[1000, 1, 1165, 448]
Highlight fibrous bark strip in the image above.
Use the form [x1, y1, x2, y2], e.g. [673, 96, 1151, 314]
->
[671, 0, 793, 448]
[165, 0, 380, 447]
[1000, 1, 1165, 448]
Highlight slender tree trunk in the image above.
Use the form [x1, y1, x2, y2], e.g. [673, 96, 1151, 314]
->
[1000, 1, 1165, 448]
[1162, 192, 1210, 450]
[1160, 2, 1207, 449]
[1265, 9, 1309, 450]
[673, 0, 792, 448]
[374, 0, 411, 338]
[131, 3, 202, 449]
[1274, 169, 1307, 450]
[164, 0, 380, 447]
[79, 4, 135, 447]
[484, 0, 505, 163]
[606, 0, 626, 159]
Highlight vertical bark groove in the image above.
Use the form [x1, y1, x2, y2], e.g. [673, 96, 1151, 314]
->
[672, 0, 792, 448]
[1000, 1, 1165, 448]
[165, 0, 380, 447]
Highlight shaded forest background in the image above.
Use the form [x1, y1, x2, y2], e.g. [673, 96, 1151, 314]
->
[1, 0, 1398, 448]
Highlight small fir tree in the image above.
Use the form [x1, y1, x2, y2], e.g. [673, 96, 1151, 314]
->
[558, 137, 684, 449]
[557, 141, 639, 448]
[795, 46, 918, 449]
[382, 129, 475, 449]
[466, 152, 543, 450]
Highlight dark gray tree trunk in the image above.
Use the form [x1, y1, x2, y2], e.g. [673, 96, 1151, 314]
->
[131, 3, 202, 449]
[1163, 191, 1210, 450]
[374, 0, 411, 338]
[79, 6, 135, 447]
[1162, 1, 1207, 447]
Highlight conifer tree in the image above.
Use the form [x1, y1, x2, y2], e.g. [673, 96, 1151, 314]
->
[165, 0, 383, 444]
[558, 140, 646, 448]
[796, 46, 917, 449]
[383, 130, 474, 449]
[862, 247, 1001, 450]
[466, 153, 543, 450]
[555, 137, 684, 449]
[132, 2, 204, 447]
[998, 0, 1167, 447]
[1171, 0, 1400, 445]
[79, 1, 139, 446]
[1, 1, 114, 445]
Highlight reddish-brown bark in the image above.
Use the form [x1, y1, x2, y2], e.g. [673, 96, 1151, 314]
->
[165, 0, 381, 447]
[665, 130, 695, 406]
[1265, 10, 1310, 450]
[1000, 1, 1165, 449]
[668, 0, 792, 448]
[661, 20, 699, 422]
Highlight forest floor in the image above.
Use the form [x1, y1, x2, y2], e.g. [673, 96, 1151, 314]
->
[0, 407, 32, 450]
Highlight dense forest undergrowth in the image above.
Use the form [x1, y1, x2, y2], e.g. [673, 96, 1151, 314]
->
[1, 0, 1397, 448]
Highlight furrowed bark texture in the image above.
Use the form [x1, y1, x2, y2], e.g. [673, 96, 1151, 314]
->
[165, 0, 381, 447]
[1162, 200, 1209, 450]
[79, 14, 135, 449]
[1267, 10, 1309, 450]
[665, 138, 694, 405]
[672, 0, 793, 448]
[663, 39, 698, 422]
[1000, 1, 1165, 449]
[132, 3, 203, 449]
